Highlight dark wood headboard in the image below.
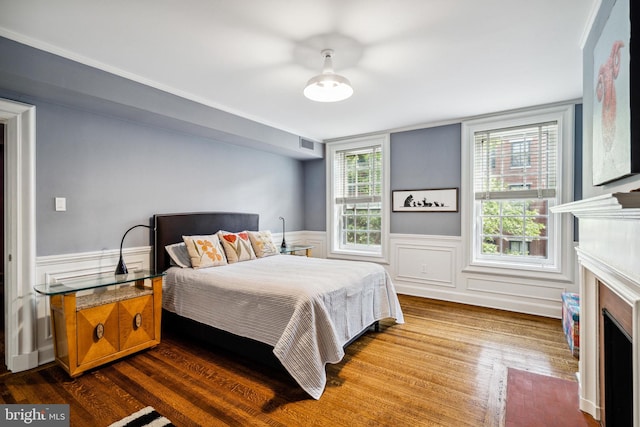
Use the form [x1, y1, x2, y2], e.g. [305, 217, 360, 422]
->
[153, 212, 259, 273]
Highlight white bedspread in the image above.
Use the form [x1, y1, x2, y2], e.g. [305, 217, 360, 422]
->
[163, 255, 404, 399]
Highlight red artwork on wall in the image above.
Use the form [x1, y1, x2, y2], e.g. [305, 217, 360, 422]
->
[596, 40, 624, 153]
[591, 0, 637, 186]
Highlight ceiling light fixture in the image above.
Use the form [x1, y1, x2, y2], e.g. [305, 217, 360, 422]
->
[304, 49, 353, 102]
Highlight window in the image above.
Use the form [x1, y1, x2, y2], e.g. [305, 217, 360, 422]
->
[510, 139, 531, 167]
[327, 135, 390, 262]
[338, 147, 381, 248]
[462, 105, 573, 274]
[475, 123, 555, 263]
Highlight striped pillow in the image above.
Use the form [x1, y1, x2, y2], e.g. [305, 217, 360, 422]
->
[165, 242, 192, 268]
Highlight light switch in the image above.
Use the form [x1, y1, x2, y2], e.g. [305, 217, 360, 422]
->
[55, 197, 66, 212]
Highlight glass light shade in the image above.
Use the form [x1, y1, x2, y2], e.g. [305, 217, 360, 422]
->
[304, 73, 353, 102]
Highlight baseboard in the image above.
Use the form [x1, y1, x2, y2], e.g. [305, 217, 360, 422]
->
[10, 351, 39, 372]
[579, 397, 600, 422]
[38, 344, 55, 366]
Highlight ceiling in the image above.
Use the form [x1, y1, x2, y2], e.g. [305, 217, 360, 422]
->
[0, 0, 597, 142]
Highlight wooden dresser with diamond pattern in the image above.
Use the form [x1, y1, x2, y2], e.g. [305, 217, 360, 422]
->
[36, 270, 164, 377]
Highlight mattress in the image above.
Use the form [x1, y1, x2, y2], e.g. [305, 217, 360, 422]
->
[163, 254, 404, 399]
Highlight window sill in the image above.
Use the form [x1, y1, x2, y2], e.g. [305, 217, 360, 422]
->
[327, 250, 389, 265]
[462, 261, 572, 282]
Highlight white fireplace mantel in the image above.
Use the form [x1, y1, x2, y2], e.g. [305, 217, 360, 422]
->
[553, 192, 640, 426]
[551, 192, 640, 219]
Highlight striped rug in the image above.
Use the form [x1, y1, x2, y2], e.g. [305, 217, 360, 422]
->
[108, 406, 173, 427]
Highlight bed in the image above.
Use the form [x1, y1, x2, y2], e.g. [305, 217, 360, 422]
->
[153, 212, 404, 399]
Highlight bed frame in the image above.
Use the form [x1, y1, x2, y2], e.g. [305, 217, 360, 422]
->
[154, 211, 259, 273]
[153, 211, 378, 379]
[152, 212, 286, 369]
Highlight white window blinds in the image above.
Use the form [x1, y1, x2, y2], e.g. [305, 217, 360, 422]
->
[335, 145, 382, 205]
[474, 121, 558, 200]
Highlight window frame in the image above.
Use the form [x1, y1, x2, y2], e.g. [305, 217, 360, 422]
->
[326, 134, 390, 263]
[461, 104, 574, 279]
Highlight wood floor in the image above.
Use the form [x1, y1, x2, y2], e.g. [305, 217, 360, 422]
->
[0, 295, 587, 426]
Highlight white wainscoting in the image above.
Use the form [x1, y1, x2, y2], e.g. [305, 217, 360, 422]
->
[389, 234, 465, 302]
[391, 237, 457, 288]
[34, 246, 152, 366]
[296, 231, 327, 258]
[390, 234, 575, 318]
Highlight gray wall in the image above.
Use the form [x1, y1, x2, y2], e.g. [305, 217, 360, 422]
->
[303, 158, 326, 231]
[27, 98, 304, 256]
[574, 103, 583, 203]
[0, 37, 307, 257]
[390, 124, 462, 235]
[301, 123, 462, 236]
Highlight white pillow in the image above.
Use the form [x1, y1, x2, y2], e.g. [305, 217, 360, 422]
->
[248, 230, 280, 258]
[182, 234, 228, 269]
[165, 242, 191, 268]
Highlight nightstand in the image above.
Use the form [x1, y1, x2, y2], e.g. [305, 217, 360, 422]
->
[34, 270, 164, 377]
[280, 245, 314, 257]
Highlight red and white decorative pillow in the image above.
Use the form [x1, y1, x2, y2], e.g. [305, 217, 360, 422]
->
[217, 231, 257, 263]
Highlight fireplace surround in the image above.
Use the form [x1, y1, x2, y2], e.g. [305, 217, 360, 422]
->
[602, 306, 632, 425]
[552, 192, 640, 426]
[600, 281, 633, 426]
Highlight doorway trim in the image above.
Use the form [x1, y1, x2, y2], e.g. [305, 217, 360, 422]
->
[1, 98, 37, 372]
